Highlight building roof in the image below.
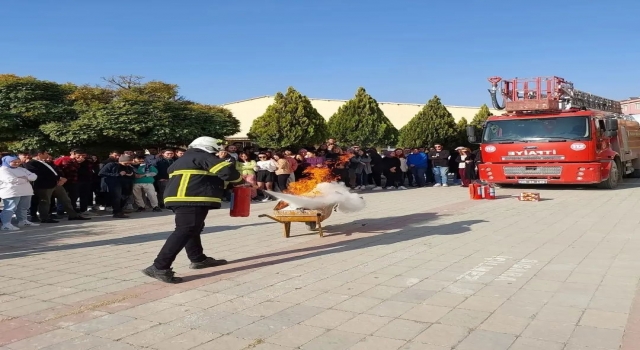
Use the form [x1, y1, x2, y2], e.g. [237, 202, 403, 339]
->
[221, 95, 501, 140]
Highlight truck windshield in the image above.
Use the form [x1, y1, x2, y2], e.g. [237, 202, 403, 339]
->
[482, 116, 590, 142]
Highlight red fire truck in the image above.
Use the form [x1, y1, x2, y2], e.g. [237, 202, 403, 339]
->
[466, 76, 640, 189]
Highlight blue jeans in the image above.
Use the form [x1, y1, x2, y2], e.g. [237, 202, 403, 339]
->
[432, 166, 449, 185]
[1, 196, 32, 225]
[411, 167, 426, 187]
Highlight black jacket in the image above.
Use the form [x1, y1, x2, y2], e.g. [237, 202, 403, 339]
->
[24, 159, 61, 189]
[98, 162, 135, 191]
[381, 156, 401, 172]
[163, 148, 242, 209]
[428, 150, 451, 167]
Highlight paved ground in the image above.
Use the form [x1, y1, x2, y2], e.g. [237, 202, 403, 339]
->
[1, 181, 640, 350]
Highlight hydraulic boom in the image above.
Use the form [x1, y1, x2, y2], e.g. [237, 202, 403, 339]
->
[488, 76, 622, 114]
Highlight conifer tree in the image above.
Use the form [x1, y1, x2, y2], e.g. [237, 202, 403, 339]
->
[469, 104, 493, 141]
[327, 87, 398, 147]
[248, 87, 327, 148]
[470, 104, 493, 127]
[456, 117, 471, 148]
[398, 95, 458, 148]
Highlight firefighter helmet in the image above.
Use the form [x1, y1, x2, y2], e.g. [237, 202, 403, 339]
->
[188, 136, 222, 153]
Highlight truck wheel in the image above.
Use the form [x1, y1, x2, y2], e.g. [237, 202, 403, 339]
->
[597, 160, 620, 189]
[306, 222, 317, 231]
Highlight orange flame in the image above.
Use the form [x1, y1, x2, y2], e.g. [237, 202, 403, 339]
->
[286, 154, 353, 196]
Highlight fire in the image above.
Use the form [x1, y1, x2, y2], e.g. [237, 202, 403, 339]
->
[286, 154, 353, 196]
[286, 167, 334, 196]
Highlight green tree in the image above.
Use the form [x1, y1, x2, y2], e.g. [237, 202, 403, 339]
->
[398, 95, 459, 149]
[456, 117, 471, 148]
[469, 104, 493, 142]
[0, 74, 240, 154]
[248, 87, 327, 148]
[327, 87, 398, 147]
[470, 104, 493, 127]
[44, 87, 239, 153]
[0, 74, 78, 152]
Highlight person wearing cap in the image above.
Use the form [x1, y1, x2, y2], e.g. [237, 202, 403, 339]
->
[142, 136, 243, 284]
[98, 155, 135, 218]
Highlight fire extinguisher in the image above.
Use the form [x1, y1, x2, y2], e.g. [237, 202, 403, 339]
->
[469, 183, 483, 200]
[482, 184, 496, 200]
[230, 186, 251, 217]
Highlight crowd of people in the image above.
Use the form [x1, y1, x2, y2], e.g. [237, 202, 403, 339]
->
[0, 139, 480, 231]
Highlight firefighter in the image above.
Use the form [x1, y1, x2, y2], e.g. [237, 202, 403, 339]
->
[142, 136, 243, 283]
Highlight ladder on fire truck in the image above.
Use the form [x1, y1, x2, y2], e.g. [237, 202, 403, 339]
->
[487, 76, 622, 114]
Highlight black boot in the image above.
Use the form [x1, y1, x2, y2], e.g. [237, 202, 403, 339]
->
[189, 257, 228, 270]
[142, 265, 182, 283]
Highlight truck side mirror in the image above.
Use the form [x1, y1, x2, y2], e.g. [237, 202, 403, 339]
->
[466, 125, 477, 143]
[604, 118, 618, 132]
[604, 130, 618, 138]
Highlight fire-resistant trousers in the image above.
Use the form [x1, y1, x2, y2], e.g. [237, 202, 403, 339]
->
[153, 206, 208, 270]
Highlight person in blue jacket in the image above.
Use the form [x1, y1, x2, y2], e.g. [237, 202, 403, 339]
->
[406, 148, 428, 187]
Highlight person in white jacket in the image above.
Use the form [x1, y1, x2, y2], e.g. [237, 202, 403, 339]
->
[0, 156, 39, 231]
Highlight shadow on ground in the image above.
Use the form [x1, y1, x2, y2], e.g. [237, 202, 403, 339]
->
[0, 221, 272, 260]
[181, 212, 487, 282]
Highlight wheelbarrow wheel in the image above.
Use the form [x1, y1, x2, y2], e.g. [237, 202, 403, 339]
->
[306, 222, 317, 231]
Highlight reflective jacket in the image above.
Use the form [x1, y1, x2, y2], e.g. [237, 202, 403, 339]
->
[163, 148, 242, 208]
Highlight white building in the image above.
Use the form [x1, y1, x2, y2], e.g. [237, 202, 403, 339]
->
[221, 95, 501, 142]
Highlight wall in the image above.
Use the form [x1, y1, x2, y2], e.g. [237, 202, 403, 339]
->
[622, 98, 640, 115]
[222, 96, 501, 140]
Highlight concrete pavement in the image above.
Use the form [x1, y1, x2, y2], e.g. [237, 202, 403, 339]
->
[1, 181, 640, 349]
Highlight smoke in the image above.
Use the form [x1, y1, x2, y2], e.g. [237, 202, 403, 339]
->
[265, 182, 366, 213]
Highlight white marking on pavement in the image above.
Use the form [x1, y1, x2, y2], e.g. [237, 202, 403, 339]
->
[495, 259, 538, 281]
[457, 256, 512, 282]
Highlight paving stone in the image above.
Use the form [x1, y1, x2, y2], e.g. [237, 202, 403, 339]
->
[457, 295, 506, 312]
[578, 309, 628, 330]
[67, 314, 135, 334]
[422, 291, 467, 307]
[349, 335, 406, 350]
[299, 329, 365, 350]
[400, 342, 450, 350]
[120, 323, 190, 348]
[438, 308, 490, 328]
[508, 337, 564, 350]
[190, 335, 253, 350]
[238, 301, 294, 318]
[336, 314, 392, 335]
[455, 329, 515, 350]
[5, 329, 82, 350]
[365, 300, 416, 317]
[93, 319, 158, 340]
[266, 305, 324, 328]
[195, 312, 262, 334]
[149, 329, 219, 350]
[332, 296, 382, 313]
[521, 320, 575, 343]
[301, 293, 350, 308]
[568, 325, 624, 349]
[267, 324, 326, 348]
[413, 323, 469, 347]
[478, 313, 531, 335]
[399, 304, 451, 323]
[302, 309, 356, 329]
[534, 304, 584, 324]
[38, 335, 114, 350]
[373, 318, 429, 340]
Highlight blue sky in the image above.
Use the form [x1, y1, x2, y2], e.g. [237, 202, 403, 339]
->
[2, 0, 638, 107]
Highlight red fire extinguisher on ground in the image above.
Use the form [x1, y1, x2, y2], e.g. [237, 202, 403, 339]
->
[469, 183, 483, 200]
[482, 184, 496, 200]
[230, 186, 251, 217]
